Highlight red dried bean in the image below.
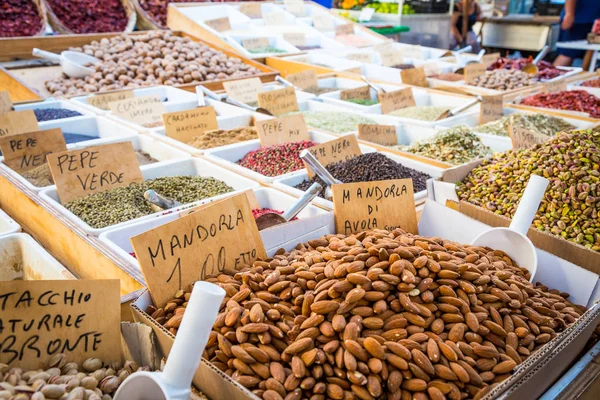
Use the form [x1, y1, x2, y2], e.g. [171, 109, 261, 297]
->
[487, 57, 566, 80]
[237, 141, 317, 177]
[45, 0, 128, 33]
[521, 90, 600, 118]
[0, 0, 42, 37]
[139, 0, 205, 28]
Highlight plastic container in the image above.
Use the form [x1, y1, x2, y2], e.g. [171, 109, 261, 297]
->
[39, 158, 261, 236]
[284, 53, 364, 73]
[14, 99, 94, 121]
[225, 33, 301, 59]
[273, 150, 444, 209]
[99, 187, 334, 269]
[0, 233, 76, 280]
[175, 5, 252, 36]
[0, 209, 20, 237]
[204, 130, 377, 184]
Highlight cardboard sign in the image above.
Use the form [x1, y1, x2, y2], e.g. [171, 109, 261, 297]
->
[464, 63, 487, 84]
[162, 106, 219, 143]
[239, 2, 262, 18]
[286, 70, 318, 90]
[400, 68, 428, 87]
[357, 124, 397, 146]
[109, 95, 166, 127]
[481, 52, 501, 67]
[378, 88, 416, 114]
[335, 24, 354, 36]
[223, 77, 263, 104]
[313, 14, 334, 31]
[205, 17, 231, 32]
[257, 87, 299, 116]
[373, 42, 394, 53]
[0, 128, 67, 174]
[284, 0, 305, 15]
[332, 179, 417, 235]
[304, 135, 361, 178]
[256, 113, 310, 146]
[509, 122, 549, 150]
[0, 91, 13, 113]
[283, 32, 306, 47]
[0, 110, 39, 138]
[263, 11, 286, 25]
[359, 7, 375, 22]
[400, 45, 423, 60]
[0, 279, 120, 370]
[340, 86, 371, 101]
[345, 52, 373, 63]
[87, 90, 134, 111]
[47, 142, 144, 204]
[242, 37, 271, 51]
[131, 192, 267, 308]
[380, 50, 404, 67]
[543, 79, 567, 94]
[479, 94, 504, 124]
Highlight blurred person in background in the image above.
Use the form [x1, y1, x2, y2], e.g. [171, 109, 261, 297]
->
[554, 0, 600, 66]
[450, 0, 482, 52]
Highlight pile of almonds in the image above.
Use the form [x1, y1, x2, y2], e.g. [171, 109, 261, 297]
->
[148, 229, 584, 400]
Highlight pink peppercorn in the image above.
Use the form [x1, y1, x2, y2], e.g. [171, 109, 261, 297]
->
[237, 141, 317, 177]
[0, 0, 42, 37]
[252, 208, 298, 220]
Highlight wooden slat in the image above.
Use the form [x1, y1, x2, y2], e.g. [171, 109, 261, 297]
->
[0, 66, 43, 103]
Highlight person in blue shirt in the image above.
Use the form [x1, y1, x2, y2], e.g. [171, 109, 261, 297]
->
[554, 0, 600, 66]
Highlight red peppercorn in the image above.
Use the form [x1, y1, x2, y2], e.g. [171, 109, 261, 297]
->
[252, 208, 298, 220]
[45, 0, 128, 33]
[521, 90, 600, 118]
[0, 0, 42, 37]
[237, 141, 317, 177]
[138, 0, 206, 28]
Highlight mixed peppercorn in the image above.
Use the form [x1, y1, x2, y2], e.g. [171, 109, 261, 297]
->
[237, 140, 317, 177]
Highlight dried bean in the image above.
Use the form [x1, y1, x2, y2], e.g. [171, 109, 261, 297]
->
[471, 69, 537, 91]
[581, 79, 600, 88]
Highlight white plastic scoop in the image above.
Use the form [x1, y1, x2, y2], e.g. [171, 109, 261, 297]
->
[114, 281, 226, 400]
[32, 48, 100, 78]
[470, 174, 549, 281]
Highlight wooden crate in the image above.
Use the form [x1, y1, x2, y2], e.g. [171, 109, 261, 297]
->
[0, 66, 43, 104]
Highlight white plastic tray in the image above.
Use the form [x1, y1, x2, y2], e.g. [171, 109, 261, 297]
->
[204, 130, 377, 183]
[176, 4, 253, 36]
[567, 79, 600, 99]
[14, 99, 94, 121]
[99, 186, 335, 268]
[284, 53, 363, 73]
[226, 33, 301, 59]
[0, 209, 20, 237]
[0, 233, 76, 280]
[39, 158, 261, 236]
[273, 150, 444, 209]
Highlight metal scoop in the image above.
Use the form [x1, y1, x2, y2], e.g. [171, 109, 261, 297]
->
[471, 174, 549, 281]
[198, 85, 273, 115]
[32, 48, 100, 78]
[435, 96, 481, 120]
[522, 45, 549, 75]
[361, 75, 386, 94]
[113, 282, 226, 400]
[300, 149, 341, 200]
[276, 75, 304, 91]
[144, 190, 181, 213]
[255, 182, 323, 230]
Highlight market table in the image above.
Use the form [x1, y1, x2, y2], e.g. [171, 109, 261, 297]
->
[556, 40, 600, 72]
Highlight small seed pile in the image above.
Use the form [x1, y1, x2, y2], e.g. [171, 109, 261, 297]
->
[457, 126, 600, 250]
[520, 90, 600, 119]
[346, 98, 379, 106]
[34, 108, 82, 122]
[581, 79, 600, 88]
[187, 127, 258, 150]
[295, 153, 430, 197]
[65, 176, 233, 228]
[149, 228, 583, 400]
[135, 151, 158, 166]
[298, 111, 377, 134]
[45, 0, 128, 34]
[475, 114, 575, 137]
[387, 106, 449, 122]
[470, 70, 537, 91]
[0, 0, 43, 37]
[45, 31, 261, 96]
[301, 87, 337, 95]
[0, 353, 148, 400]
[247, 47, 287, 54]
[237, 141, 317, 177]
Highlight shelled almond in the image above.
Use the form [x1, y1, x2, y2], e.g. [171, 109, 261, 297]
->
[147, 229, 585, 400]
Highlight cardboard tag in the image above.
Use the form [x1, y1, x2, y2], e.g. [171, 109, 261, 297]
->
[205, 17, 231, 32]
[284, 0, 305, 16]
[0, 279, 120, 370]
[359, 7, 375, 22]
[223, 77, 263, 104]
[543, 79, 567, 93]
[257, 87, 299, 116]
[162, 106, 219, 143]
[131, 192, 267, 308]
[313, 14, 334, 31]
[464, 63, 487, 84]
[47, 142, 144, 204]
[0, 91, 13, 113]
[481, 52, 501, 67]
[345, 52, 373, 63]
[0, 110, 39, 138]
[256, 113, 310, 146]
[479, 94, 504, 124]
[378, 88, 416, 114]
[109, 95, 166, 127]
[400, 45, 423, 59]
[242, 37, 271, 51]
[283, 32, 306, 47]
[357, 124, 397, 146]
[332, 179, 417, 235]
[380, 50, 404, 67]
[263, 11, 286, 25]
[239, 2, 262, 18]
[87, 90, 134, 111]
[286, 70, 318, 90]
[509, 122, 549, 150]
[373, 42, 394, 53]
[0, 128, 67, 174]
[340, 86, 371, 101]
[304, 135, 361, 178]
[335, 24, 354, 36]
[400, 68, 428, 87]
